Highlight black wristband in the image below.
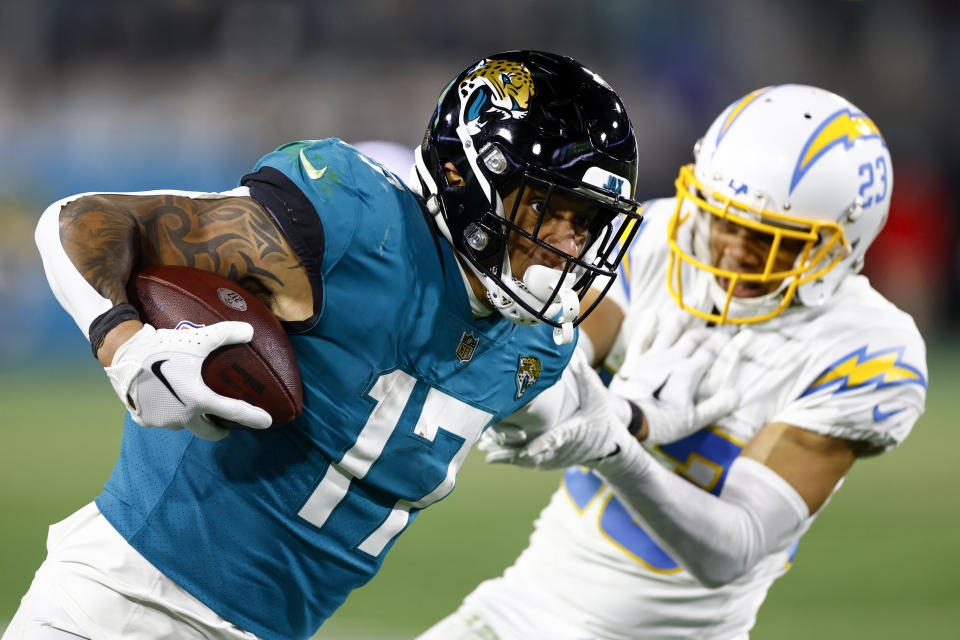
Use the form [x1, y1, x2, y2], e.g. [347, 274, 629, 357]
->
[88, 303, 141, 358]
[626, 400, 645, 437]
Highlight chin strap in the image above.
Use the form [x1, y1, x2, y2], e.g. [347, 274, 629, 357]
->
[484, 265, 580, 344]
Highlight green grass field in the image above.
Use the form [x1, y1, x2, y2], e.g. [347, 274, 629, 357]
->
[2, 344, 958, 639]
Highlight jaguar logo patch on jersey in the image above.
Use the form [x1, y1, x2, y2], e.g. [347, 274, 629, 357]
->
[459, 59, 535, 135]
[456, 332, 479, 363]
[800, 345, 926, 397]
[515, 355, 542, 399]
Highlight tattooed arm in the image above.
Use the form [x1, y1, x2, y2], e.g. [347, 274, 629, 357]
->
[37, 190, 312, 365]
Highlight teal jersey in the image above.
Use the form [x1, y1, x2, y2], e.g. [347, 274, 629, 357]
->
[95, 139, 575, 640]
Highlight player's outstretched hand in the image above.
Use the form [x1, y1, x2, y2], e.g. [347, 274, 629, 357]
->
[477, 424, 528, 464]
[479, 348, 588, 464]
[488, 354, 639, 473]
[105, 322, 272, 441]
[611, 311, 739, 444]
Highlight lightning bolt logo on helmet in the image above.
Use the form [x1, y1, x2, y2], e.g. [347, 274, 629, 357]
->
[790, 109, 883, 193]
[713, 86, 772, 151]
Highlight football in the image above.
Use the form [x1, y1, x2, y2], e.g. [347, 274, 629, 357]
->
[127, 265, 303, 429]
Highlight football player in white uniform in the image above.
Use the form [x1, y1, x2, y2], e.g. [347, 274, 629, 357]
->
[417, 85, 928, 640]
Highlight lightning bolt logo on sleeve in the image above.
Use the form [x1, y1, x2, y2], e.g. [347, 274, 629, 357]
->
[800, 345, 926, 397]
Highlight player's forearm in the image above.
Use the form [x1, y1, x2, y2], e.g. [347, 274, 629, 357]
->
[598, 449, 808, 588]
[35, 194, 142, 357]
[57, 194, 140, 307]
[36, 188, 297, 359]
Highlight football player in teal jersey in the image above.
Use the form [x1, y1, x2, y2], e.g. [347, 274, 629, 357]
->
[8, 51, 641, 640]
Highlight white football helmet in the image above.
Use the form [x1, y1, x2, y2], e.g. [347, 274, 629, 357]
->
[668, 84, 892, 324]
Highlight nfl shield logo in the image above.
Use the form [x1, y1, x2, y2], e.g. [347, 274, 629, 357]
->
[456, 332, 479, 363]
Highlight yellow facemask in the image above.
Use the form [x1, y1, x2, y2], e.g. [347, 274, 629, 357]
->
[668, 164, 850, 324]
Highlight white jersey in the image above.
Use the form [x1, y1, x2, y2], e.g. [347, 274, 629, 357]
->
[459, 198, 928, 640]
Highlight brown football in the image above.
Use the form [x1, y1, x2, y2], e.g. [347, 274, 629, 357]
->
[126, 265, 303, 429]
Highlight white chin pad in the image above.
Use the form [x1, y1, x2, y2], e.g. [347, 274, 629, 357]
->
[551, 288, 579, 345]
[522, 266, 580, 346]
[523, 265, 577, 299]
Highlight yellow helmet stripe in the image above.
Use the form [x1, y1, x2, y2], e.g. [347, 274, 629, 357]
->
[714, 87, 772, 149]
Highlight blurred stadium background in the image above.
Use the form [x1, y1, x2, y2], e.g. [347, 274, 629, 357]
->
[1, 1, 957, 638]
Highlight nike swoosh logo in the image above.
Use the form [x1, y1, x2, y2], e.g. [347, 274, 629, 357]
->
[299, 149, 327, 180]
[591, 443, 621, 463]
[873, 404, 905, 422]
[150, 360, 185, 406]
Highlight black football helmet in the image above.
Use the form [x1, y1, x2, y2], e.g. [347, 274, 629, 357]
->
[414, 50, 642, 342]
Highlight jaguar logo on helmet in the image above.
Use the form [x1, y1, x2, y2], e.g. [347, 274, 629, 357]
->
[515, 355, 542, 400]
[459, 59, 536, 134]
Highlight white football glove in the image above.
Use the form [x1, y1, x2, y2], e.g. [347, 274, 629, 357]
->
[105, 322, 272, 441]
[477, 424, 528, 464]
[491, 353, 639, 473]
[482, 350, 582, 444]
[478, 348, 590, 464]
[610, 310, 740, 444]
